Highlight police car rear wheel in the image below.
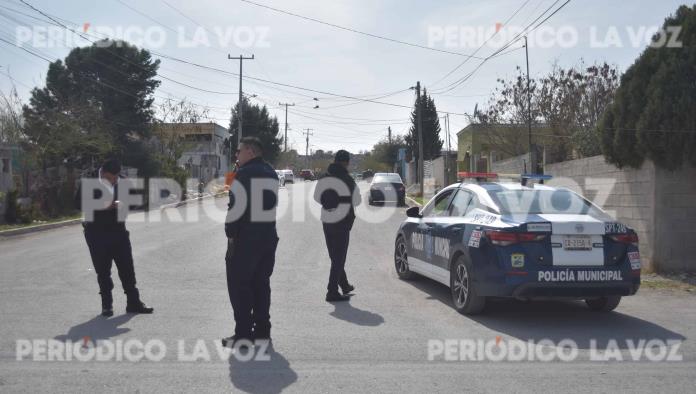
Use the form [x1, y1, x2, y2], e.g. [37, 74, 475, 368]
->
[394, 237, 415, 280]
[451, 256, 485, 315]
[585, 296, 621, 312]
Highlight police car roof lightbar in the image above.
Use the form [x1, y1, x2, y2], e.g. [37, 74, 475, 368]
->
[521, 174, 553, 180]
[520, 173, 552, 186]
[457, 171, 498, 183]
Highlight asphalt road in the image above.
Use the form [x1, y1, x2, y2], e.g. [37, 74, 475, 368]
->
[1, 181, 695, 393]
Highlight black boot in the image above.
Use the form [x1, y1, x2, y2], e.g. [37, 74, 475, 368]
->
[101, 292, 113, 317]
[222, 335, 253, 349]
[253, 323, 271, 342]
[326, 291, 351, 302]
[341, 284, 355, 295]
[126, 301, 154, 314]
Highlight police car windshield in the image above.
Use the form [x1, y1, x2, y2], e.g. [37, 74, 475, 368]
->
[372, 174, 402, 183]
[488, 189, 602, 216]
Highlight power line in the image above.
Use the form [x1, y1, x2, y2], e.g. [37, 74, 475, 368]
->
[240, 0, 485, 59]
[433, 0, 564, 94]
[430, 0, 533, 88]
[12, 0, 469, 117]
[433, 0, 571, 95]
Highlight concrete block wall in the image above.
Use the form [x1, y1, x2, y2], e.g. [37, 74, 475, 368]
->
[491, 153, 531, 174]
[654, 165, 696, 271]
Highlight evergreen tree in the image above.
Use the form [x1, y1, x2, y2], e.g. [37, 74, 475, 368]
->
[405, 89, 443, 161]
[600, 5, 696, 170]
[229, 98, 282, 164]
[22, 39, 161, 172]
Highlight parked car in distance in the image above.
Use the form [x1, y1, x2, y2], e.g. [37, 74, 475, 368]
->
[368, 172, 406, 206]
[275, 170, 286, 187]
[362, 169, 374, 180]
[299, 169, 316, 181]
[281, 169, 295, 183]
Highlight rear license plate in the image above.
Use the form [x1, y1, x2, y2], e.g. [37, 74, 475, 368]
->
[383, 186, 393, 191]
[563, 236, 592, 251]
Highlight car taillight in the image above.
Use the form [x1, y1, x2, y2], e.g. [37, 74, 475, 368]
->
[485, 231, 546, 246]
[609, 233, 638, 245]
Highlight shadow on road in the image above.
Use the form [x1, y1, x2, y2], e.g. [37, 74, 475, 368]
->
[405, 275, 686, 349]
[228, 343, 298, 394]
[329, 301, 385, 326]
[54, 314, 135, 342]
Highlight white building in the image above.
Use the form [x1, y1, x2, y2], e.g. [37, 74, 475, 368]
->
[154, 122, 232, 183]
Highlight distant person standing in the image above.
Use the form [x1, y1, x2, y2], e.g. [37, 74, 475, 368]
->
[314, 150, 361, 302]
[75, 159, 153, 317]
[223, 137, 279, 347]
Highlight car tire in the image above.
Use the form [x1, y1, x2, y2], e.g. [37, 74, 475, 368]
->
[450, 255, 486, 315]
[585, 296, 621, 312]
[394, 236, 415, 280]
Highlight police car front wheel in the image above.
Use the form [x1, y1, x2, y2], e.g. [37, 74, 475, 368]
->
[585, 296, 621, 312]
[450, 256, 486, 315]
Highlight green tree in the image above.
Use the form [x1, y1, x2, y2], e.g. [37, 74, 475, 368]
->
[405, 89, 443, 161]
[229, 98, 282, 164]
[371, 135, 407, 169]
[22, 39, 161, 171]
[600, 5, 696, 170]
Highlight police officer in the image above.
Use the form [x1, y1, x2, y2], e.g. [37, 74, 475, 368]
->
[314, 150, 361, 302]
[223, 137, 279, 347]
[76, 159, 153, 317]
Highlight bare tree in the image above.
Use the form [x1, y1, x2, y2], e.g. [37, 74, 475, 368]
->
[475, 61, 620, 163]
[0, 80, 24, 144]
[156, 97, 211, 124]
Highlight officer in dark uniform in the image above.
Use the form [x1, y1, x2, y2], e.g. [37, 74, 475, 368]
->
[222, 137, 279, 347]
[314, 150, 361, 302]
[75, 159, 153, 317]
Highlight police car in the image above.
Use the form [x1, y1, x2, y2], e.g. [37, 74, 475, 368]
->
[394, 173, 641, 315]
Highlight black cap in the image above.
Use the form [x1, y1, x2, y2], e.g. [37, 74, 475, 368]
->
[101, 158, 121, 175]
[335, 150, 350, 163]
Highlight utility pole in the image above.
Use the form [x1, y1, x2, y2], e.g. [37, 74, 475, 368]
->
[416, 81, 424, 199]
[445, 113, 451, 185]
[524, 36, 533, 174]
[388, 126, 392, 144]
[279, 102, 295, 153]
[303, 128, 313, 169]
[228, 54, 254, 160]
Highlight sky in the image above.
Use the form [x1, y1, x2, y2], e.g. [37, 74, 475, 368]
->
[0, 0, 690, 153]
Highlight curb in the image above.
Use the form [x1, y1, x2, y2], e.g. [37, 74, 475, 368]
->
[0, 218, 82, 238]
[0, 192, 228, 238]
[159, 191, 226, 210]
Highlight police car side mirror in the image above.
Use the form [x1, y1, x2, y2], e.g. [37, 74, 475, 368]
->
[406, 206, 422, 218]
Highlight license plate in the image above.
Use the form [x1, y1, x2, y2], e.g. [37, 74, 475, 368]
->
[383, 186, 393, 191]
[563, 236, 592, 251]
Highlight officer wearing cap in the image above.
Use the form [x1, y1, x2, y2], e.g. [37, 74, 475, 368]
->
[314, 150, 361, 302]
[222, 136, 279, 347]
[75, 159, 153, 317]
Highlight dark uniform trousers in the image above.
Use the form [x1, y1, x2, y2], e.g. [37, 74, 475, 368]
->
[84, 228, 140, 308]
[323, 221, 352, 293]
[226, 233, 279, 338]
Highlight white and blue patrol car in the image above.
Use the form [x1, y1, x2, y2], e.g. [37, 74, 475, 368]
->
[394, 173, 641, 315]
